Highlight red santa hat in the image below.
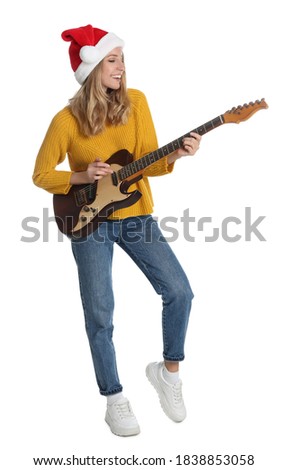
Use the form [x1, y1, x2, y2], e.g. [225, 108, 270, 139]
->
[62, 24, 124, 84]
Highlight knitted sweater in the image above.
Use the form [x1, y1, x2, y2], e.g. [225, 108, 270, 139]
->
[33, 88, 174, 220]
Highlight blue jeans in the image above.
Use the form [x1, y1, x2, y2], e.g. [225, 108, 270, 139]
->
[71, 215, 193, 396]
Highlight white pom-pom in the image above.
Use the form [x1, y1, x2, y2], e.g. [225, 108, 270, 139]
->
[80, 46, 100, 64]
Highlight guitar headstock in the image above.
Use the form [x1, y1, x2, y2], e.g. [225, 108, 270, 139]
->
[223, 98, 268, 124]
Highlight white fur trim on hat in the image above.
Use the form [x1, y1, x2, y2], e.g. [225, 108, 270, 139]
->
[75, 32, 124, 84]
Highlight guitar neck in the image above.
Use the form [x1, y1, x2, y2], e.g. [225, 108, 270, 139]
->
[117, 114, 224, 181]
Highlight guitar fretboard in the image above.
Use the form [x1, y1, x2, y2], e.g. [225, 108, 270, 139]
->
[117, 115, 224, 181]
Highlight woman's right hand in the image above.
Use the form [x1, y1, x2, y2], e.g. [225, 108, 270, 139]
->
[70, 158, 113, 185]
[86, 158, 114, 182]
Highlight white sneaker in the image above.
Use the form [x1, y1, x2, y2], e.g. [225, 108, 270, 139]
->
[146, 362, 186, 422]
[105, 397, 140, 437]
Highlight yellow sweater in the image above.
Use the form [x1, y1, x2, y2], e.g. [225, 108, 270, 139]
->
[33, 88, 174, 220]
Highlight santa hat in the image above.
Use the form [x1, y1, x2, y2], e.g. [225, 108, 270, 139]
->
[62, 24, 124, 84]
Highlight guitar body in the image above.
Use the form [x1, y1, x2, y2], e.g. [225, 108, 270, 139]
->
[53, 149, 142, 238]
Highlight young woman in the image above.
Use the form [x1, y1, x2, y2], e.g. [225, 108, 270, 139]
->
[33, 24, 201, 437]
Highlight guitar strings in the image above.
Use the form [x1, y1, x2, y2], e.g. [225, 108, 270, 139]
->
[75, 116, 225, 198]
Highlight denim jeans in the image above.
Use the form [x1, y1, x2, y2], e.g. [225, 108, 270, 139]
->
[71, 215, 193, 396]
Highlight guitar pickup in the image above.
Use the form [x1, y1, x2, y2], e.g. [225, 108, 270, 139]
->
[112, 172, 118, 186]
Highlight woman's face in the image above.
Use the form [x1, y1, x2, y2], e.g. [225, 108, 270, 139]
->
[101, 47, 125, 90]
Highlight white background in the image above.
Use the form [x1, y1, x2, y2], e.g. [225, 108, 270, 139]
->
[1, 0, 287, 468]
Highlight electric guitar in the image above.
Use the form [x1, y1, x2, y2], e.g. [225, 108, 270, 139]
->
[53, 99, 268, 238]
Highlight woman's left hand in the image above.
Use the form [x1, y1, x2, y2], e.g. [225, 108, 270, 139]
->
[167, 132, 201, 164]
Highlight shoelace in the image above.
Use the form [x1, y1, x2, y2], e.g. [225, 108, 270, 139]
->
[115, 401, 134, 419]
[172, 382, 183, 405]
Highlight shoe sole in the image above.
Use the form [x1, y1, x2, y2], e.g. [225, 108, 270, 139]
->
[146, 363, 186, 423]
[105, 414, 140, 437]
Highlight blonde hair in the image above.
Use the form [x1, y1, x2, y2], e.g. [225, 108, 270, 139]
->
[69, 61, 130, 137]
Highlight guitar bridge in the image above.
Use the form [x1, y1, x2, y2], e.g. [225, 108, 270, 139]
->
[74, 184, 97, 207]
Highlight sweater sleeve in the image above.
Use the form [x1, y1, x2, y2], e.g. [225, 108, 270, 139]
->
[134, 91, 174, 177]
[32, 109, 74, 194]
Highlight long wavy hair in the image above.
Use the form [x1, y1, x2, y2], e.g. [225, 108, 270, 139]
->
[69, 60, 130, 137]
